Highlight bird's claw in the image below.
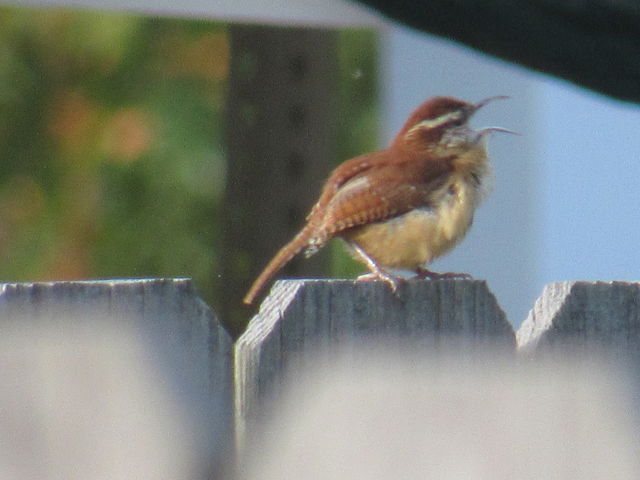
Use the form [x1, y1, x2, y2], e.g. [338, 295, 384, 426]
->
[356, 272, 404, 295]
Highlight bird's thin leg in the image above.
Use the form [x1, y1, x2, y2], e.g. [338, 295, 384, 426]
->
[414, 266, 472, 280]
[349, 242, 403, 293]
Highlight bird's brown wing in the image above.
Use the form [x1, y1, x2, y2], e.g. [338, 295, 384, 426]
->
[307, 155, 455, 248]
[305, 151, 388, 225]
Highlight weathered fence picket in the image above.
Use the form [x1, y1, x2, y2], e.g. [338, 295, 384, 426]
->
[518, 281, 640, 360]
[2, 277, 640, 478]
[234, 278, 516, 449]
[235, 279, 640, 480]
[0, 278, 233, 479]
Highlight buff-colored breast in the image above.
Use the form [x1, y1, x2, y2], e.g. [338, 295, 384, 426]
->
[342, 172, 482, 270]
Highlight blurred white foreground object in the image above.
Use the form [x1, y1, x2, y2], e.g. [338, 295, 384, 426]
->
[0, 315, 197, 480]
[0, 279, 232, 479]
[241, 350, 640, 480]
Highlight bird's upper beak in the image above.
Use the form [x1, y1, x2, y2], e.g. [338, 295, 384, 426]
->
[472, 95, 510, 113]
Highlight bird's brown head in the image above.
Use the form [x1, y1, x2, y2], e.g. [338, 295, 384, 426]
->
[393, 95, 509, 154]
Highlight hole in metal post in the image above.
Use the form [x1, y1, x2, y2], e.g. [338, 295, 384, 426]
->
[239, 100, 257, 128]
[236, 50, 258, 81]
[289, 54, 308, 81]
[288, 104, 306, 129]
[286, 152, 305, 178]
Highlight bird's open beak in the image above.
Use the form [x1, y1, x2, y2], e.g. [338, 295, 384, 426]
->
[471, 96, 519, 136]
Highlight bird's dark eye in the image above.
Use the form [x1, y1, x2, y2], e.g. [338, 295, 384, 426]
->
[449, 112, 466, 127]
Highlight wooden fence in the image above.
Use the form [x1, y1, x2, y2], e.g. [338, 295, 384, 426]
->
[1, 278, 640, 478]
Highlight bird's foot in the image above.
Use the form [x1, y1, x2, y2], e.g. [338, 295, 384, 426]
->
[414, 267, 472, 280]
[357, 271, 405, 294]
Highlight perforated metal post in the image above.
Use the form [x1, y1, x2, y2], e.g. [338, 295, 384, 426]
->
[222, 25, 338, 334]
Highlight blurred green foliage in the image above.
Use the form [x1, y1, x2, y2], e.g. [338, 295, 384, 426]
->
[334, 29, 379, 278]
[0, 8, 226, 297]
[0, 6, 376, 308]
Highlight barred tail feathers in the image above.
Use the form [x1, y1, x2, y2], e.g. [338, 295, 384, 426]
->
[243, 227, 316, 305]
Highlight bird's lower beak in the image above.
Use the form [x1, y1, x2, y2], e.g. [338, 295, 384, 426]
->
[472, 97, 518, 137]
[477, 126, 520, 136]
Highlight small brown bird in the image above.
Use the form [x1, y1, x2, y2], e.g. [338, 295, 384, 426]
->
[243, 96, 514, 305]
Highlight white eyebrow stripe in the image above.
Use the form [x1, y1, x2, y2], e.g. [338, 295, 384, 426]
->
[407, 110, 463, 134]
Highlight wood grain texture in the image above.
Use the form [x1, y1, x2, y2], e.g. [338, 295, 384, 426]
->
[235, 278, 515, 449]
[517, 281, 640, 360]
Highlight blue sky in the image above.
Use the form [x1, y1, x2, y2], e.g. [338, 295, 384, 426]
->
[539, 86, 640, 284]
[382, 25, 640, 326]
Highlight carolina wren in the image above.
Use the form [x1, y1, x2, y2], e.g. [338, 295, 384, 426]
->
[243, 96, 513, 305]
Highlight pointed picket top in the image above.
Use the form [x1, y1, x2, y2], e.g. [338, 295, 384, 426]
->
[235, 278, 515, 451]
[517, 281, 640, 357]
